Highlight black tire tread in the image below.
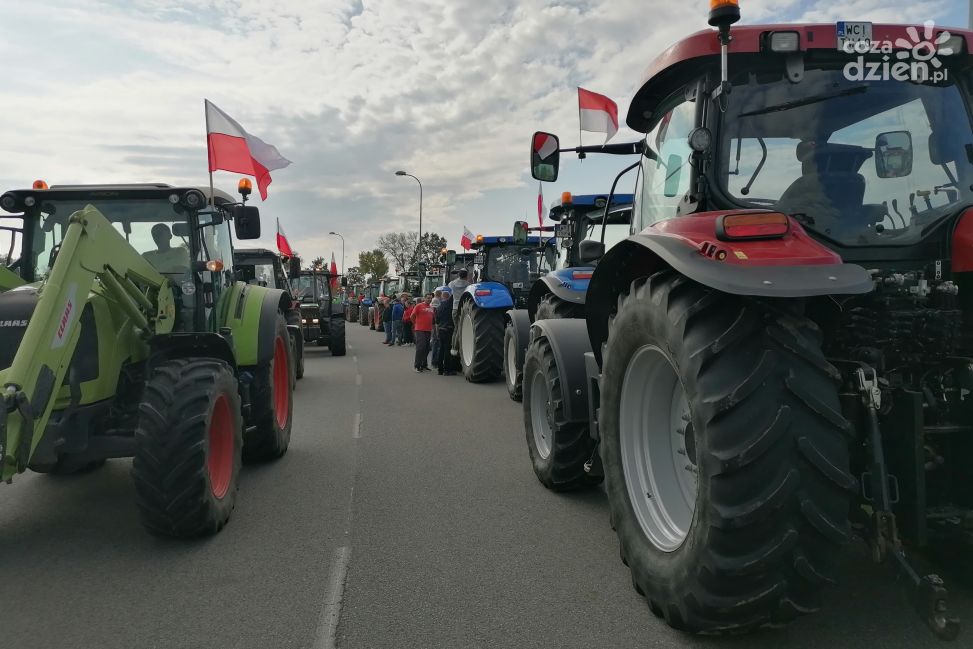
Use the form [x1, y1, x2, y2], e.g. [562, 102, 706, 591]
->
[330, 317, 347, 356]
[601, 270, 852, 634]
[535, 294, 585, 321]
[243, 315, 293, 463]
[504, 322, 523, 402]
[523, 336, 600, 490]
[131, 358, 242, 538]
[459, 301, 504, 382]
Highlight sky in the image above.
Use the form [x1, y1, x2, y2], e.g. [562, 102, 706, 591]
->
[0, 0, 968, 271]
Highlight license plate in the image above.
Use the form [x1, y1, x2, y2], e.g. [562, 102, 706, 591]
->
[837, 21, 872, 52]
[512, 282, 524, 289]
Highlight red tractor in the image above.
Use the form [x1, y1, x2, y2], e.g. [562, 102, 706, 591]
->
[524, 1, 971, 640]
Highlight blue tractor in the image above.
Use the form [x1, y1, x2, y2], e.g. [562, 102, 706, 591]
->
[503, 193, 633, 400]
[454, 228, 557, 383]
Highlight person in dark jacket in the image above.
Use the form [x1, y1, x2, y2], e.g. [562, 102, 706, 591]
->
[382, 296, 395, 344]
[435, 289, 456, 375]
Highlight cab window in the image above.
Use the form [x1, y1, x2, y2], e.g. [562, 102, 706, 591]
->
[639, 99, 696, 228]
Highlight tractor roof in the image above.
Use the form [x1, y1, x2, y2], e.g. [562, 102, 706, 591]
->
[2, 184, 236, 205]
[473, 235, 554, 247]
[234, 248, 278, 260]
[549, 193, 633, 216]
[627, 23, 973, 132]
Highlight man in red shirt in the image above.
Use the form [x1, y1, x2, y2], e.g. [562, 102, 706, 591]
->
[411, 293, 436, 372]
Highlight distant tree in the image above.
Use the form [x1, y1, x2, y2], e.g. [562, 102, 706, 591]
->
[311, 256, 326, 269]
[415, 232, 447, 267]
[345, 267, 365, 286]
[376, 232, 415, 273]
[358, 249, 389, 281]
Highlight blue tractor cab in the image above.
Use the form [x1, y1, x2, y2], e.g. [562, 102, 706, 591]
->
[503, 193, 633, 401]
[453, 228, 557, 383]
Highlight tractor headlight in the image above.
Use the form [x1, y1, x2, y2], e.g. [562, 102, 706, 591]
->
[1, 193, 20, 212]
[767, 31, 800, 53]
[23, 196, 36, 208]
[183, 190, 206, 210]
[312, 318, 320, 324]
[301, 318, 307, 324]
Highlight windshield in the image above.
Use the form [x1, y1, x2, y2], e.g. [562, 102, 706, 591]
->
[22, 198, 197, 280]
[237, 258, 278, 288]
[718, 68, 973, 246]
[292, 275, 326, 301]
[482, 243, 556, 285]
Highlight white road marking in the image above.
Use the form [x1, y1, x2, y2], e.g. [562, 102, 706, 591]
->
[313, 545, 352, 649]
[353, 413, 361, 439]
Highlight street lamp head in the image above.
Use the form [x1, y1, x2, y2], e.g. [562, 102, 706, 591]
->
[395, 170, 408, 176]
[329, 231, 337, 235]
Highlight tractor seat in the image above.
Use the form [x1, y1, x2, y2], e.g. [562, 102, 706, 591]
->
[775, 141, 872, 230]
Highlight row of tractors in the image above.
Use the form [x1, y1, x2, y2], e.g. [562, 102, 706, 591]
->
[430, 2, 973, 641]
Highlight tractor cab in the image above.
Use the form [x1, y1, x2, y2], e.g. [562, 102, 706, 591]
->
[290, 268, 347, 355]
[469, 232, 557, 307]
[548, 192, 633, 268]
[234, 248, 291, 292]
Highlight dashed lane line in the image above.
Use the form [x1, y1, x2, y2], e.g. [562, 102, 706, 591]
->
[313, 545, 352, 649]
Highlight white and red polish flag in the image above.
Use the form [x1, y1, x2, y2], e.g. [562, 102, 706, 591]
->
[460, 226, 474, 250]
[205, 99, 292, 200]
[329, 252, 339, 289]
[276, 218, 294, 258]
[578, 88, 619, 143]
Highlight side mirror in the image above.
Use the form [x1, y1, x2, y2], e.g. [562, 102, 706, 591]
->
[875, 130, 913, 178]
[232, 205, 261, 240]
[578, 240, 605, 265]
[446, 250, 457, 265]
[531, 131, 560, 182]
[341, 277, 348, 287]
[288, 256, 302, 279]
[513, 221, 529, 245]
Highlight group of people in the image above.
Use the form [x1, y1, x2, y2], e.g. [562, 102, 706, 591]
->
[375, 269, 471, 375]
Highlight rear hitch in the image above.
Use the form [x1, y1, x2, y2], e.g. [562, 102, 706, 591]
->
[854, 366, 961, 641]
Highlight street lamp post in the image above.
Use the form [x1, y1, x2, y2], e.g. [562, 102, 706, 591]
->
[394, 171, 423, 267]
[328, 231, 345, 275]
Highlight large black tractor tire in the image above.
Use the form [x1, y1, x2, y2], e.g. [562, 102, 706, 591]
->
[457, 300, 504, 383]
[329, 316, 347, 356]
[290, 331, 305, 381]
[244, 315, 294, 463]
[522, 336, 601, 490]
[132, 358, 243, 538]
[503, 322, 523, 402]
[360, 307, 369, 327]
[535, 293, 585, 321]
[600, 271, 853, 633]
[347, 304, 359, 323]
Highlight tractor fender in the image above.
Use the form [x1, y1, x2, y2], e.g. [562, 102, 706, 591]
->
[585, 234, 874, 364]
[462, 282, 514, 309]
[223, 283, 290, 366]
[527, 269, 590, 317]
[504, 308, 531, 372]
[149, 332, 237, 369]
[529, 318, 592, 424]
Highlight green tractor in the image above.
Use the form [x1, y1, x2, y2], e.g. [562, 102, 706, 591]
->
[0, 183, 295, 538]
[233, 247, 305, 380]
[291, 268, 347, 356]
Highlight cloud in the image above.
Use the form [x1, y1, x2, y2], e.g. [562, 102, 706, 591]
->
[0, 0, 958, 264]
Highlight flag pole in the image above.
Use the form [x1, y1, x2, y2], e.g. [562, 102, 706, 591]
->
[204, 99, 215, 206]
[577, 88, 586, 161]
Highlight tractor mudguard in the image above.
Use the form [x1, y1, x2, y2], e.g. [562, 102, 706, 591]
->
[505, 308, 531, 371]
[463, 282, 514, 309]
[222, 283, 290, 366]
[529, 318, 592, 424]
[149, 332, 236, 369]
[585, 235, 874, 364]
[528, 270, 590, 316]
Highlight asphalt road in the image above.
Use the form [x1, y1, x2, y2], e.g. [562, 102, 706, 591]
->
[2, 323, 972, 648]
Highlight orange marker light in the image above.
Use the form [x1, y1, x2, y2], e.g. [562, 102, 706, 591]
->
[206, 260, 225, 272]
[561, 192, 572, 205]
[32, 180, 48, 190]
[476, 234, 484, 243]
[717, 212, 789, 241]
[710, 0, 738, 9]
[238, 178, 253, 196]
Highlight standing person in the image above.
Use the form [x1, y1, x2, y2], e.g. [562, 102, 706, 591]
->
[411, 292, 435, 372]
[448, 269, 470, 358]
[403, 298, 415, 346]
[430, 290, 442, 365]
[436, 288, 456, 375]
[382, 296, 395, 345]
[391, 296, 405, 346]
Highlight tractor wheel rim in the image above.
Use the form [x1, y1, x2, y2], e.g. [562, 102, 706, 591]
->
[273, 336, 290, 429]
[529, 369, 553, 459]
[207, 394, 234, 499]
[505, 333, 517, 388]
[619, 345, 696, 552]
[461, 312, 475, 367]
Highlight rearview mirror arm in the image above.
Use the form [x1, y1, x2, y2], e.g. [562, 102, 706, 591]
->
[561, 141, 645, 158]
[601, 160, 642, 244]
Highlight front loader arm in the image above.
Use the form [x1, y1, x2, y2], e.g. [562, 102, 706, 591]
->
[0, 205, 175, 481]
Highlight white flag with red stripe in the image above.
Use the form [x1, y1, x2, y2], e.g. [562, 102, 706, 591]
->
[206, 99, 292, 200]
[578, 87, 618, 143]
[330, 252, 339, 289]
[460, 227, 474, 250]
[537, 181, 544, 228]
[276, 218, 294, 258]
